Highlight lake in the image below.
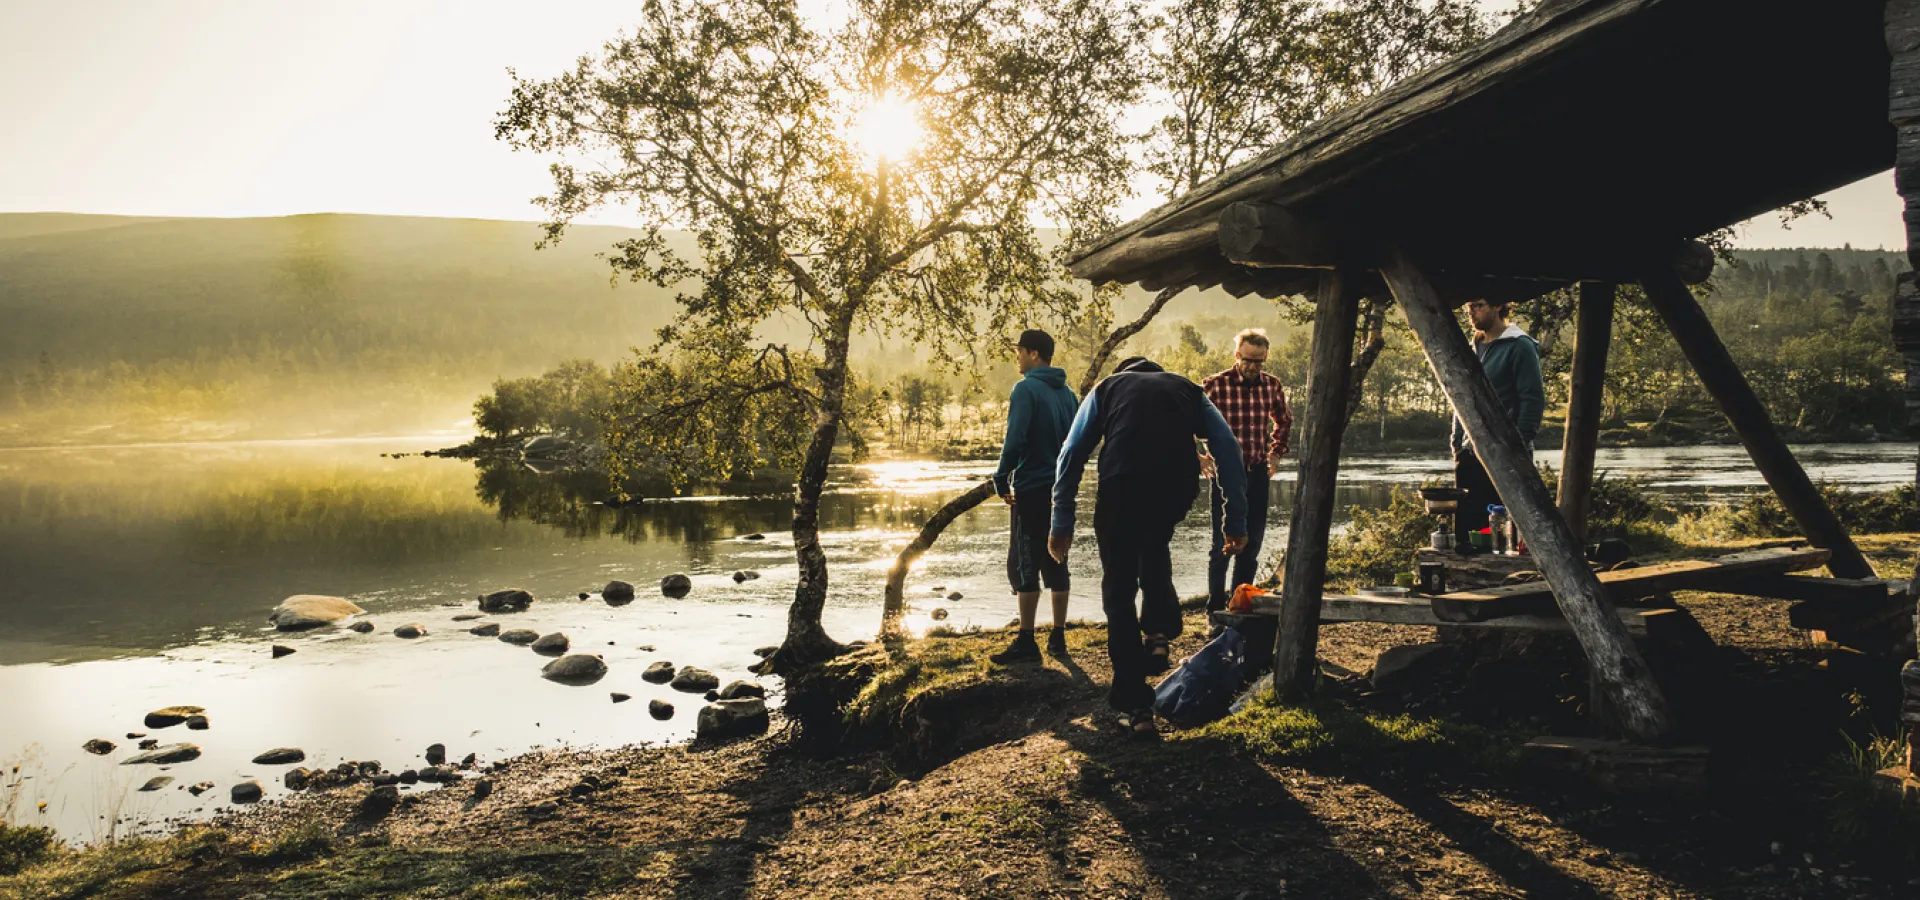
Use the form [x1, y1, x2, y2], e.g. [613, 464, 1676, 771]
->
[1, 436, 1911, 840]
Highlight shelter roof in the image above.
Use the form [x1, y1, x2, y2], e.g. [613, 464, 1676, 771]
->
[1066, 0, 1893, 298]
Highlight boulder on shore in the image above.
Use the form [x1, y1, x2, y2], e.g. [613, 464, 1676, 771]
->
[479, 589, 534, 614]
[530, 632, 570, 656]
[670, 667, 720, 693]
[660, 574, 693, 598]
[268, 595, 366, 631]
[717, 680, 766, 701]
[82, 738, 115, 755]
[358, 785, 400, 820]
[1370, 643, 1459, 694]
[498, 629, 540, 646]
[541, 654, 609, 685]
[426, 743, 446, 765]
[393, 623, 427, 639]
[642, 661, 676, 684]
[231, 782, 263, 804]
[602, 581, 636, 606]
[696, 699, 770, 741]
[143, 706, 204, 729]
[252, 747, 306, 765]
[649, 699, 675, 720]
[469, 623, 501, 637]
[122, 743, 201, 765]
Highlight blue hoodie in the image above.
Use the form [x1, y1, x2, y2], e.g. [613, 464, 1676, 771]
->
[991, 365, 1078, 497]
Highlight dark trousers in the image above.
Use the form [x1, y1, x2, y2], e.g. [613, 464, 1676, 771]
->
[1207, 461, 1271, 611]
[1007, 489, 1070, 593]
[1453, 450, 1502, 544]
[1093, 475, 1194, 712]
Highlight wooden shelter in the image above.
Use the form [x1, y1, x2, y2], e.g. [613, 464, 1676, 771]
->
[1066, 0, 1920, 742]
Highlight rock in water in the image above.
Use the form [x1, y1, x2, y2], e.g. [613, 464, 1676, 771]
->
[393, 623, 427, 639]
[947, 591, 963, 601]
[82, 738, 115, 755]
[349, 621, 375, 634]
[188, 781, 214, 796]
[717, 681, 766, 701]
[731, 570, 760, 583]
[602, 581, 636, 606]
[478, 589, 534, 614]
[138, 739, 158, 750]
[143, 706, 204, 729]
[284, 768, 315, 791]
[138, 776, 172, 792]
[578, 592, 590, 600]
[271, 645, 296, 658]
[752, 646, 778, 658]
[648, 700, 674, 720]
[670, 667, 720, 693]
[741, 532, 766, 541]
[358, 785, 400, 819]
[231, 782, 263, 804]
[122, 743, 201, 765]
[696, 699, 770, 741]
[660, 574, 692, 598]
[186, 715, 210, 731]
[498, 629, 539, 646]
[930, 608, 949, 621]
[530, 632, 570, 656]
[251, 748, 306, 765]
[469, 623, 501, 637]
[642, 661, 676, 684]
[426, 743, 447, 766]
[452, 613, 482, 621]
[610, 693, 631, 703]
[268, 595, 366, 631]
[541, 654, 609, 685]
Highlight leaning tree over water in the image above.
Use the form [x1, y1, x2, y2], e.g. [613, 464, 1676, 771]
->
[497, 0, 1145, 671]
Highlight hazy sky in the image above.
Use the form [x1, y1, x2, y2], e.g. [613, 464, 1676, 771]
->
[0, 0, 1903, 249]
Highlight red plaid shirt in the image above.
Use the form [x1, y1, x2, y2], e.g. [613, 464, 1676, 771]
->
[1201, 368, 1291, 471]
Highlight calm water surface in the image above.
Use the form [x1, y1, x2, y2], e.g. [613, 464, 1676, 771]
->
[1, 436, 1911, 839]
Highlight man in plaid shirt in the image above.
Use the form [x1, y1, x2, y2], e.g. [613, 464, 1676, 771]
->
[1199, 328, 1291, 613]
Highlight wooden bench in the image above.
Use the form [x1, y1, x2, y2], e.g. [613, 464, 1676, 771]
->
[1428, 547, 1835, 622]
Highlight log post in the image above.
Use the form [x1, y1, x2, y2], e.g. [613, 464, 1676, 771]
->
[1558, 281, 1614, 544]
[1383, 246, 1672, 741]
[1271, 269, 1362, 699]
[1889, 0, 1920, 487]
[1640, 268, 1876, 579]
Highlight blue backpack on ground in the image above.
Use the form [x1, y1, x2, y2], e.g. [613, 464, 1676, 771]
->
[1152, 627, 1247, 726]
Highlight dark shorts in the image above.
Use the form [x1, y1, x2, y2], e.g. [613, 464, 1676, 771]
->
[1008, 490, 1070, 593]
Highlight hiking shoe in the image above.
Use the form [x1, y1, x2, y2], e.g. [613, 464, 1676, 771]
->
[1046, 628, 1068, 658]
[990, 634, 1041, 664]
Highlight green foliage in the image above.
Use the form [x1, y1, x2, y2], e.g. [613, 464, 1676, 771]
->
[1717, 483, 1920, 538]
[0, 825, 52, 877]
[473, 359, 617, 440]
[1324, 486, 1432, 590]
[1180, 694, 1518, 770]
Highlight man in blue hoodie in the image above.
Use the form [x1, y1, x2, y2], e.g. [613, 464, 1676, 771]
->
[989, 330, 1080, 663]
[1050, 357, 1247, 730]
[1450, 298, 1546, 544]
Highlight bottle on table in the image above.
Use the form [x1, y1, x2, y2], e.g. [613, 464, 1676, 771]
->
[1487, 505, 1513, 555]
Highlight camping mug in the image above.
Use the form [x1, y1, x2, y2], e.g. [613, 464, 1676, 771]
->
[1417, 561, 1447, 596]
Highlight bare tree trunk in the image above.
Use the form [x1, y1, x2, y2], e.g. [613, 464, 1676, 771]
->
[1078, 286, 1187, 396]
[764, 304, 857, 674]
[877, 284, 1189, 633]
[1343, 295, 1389, 425]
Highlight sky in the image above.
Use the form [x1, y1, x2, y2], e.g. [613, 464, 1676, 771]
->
[0, 0, 1904, 250]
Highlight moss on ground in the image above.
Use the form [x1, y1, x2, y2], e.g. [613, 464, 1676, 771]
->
[1176, 693, 1522, 772]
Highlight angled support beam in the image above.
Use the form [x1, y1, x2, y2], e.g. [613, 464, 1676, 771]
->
[1639, 267, 1875, 579]
[1558, 281, 1615, 544]
[1271, 269, 1362, 699]
[1383, 245, 1673, 741]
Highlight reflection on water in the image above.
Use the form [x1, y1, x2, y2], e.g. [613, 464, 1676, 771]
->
[0, 436, 1912, 840]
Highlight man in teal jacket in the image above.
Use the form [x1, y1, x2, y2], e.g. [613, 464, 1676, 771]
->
[1450, 298, 1546, 543]
[989, 329, 1080, 663]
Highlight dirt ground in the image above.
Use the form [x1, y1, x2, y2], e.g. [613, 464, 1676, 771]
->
[8, 542, 1920, 899]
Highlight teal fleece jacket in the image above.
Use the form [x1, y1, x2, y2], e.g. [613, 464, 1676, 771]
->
[1450, 324, 1546, 455]
[992, 366, 1078, 496]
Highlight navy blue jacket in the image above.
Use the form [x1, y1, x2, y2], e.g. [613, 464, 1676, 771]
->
[991, 366, 1078, 497]
[1051, 361, 1247, 537]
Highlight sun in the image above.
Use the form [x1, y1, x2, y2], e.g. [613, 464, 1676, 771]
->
[849, 94, 923, 166]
